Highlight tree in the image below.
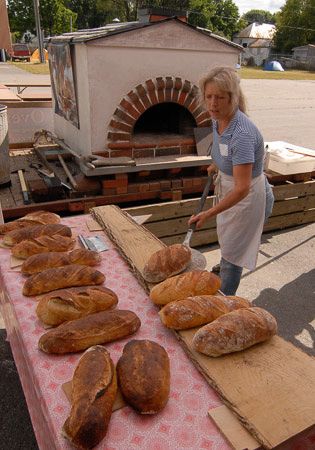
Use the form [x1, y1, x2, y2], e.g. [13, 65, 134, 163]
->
[188, 0, 240, 39]
[273, 0, 315, 53]
[8, 0, 77, 38]
[242, 9, 276, 25]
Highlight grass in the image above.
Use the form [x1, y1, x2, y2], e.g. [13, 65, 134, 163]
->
[9, 61, 50, 75]
[240, 66, 315, 80]
[9, 61, 315, 80]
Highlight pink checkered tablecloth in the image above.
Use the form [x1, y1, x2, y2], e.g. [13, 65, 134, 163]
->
[1, 215, 315, 450]
[0, 215, 231, 450]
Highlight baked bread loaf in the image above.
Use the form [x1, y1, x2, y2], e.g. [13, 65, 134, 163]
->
[117, 340, 170, 414]
[21, 249, 101, 275]
[38, 309, 141, 354]
[159, 295, 250, 330]
[12, 235, 76, 259]
[4, 223, 72, 246]
[192, 307, 278, 357]
[23, 264, 105, 296]
[36, 286, 118, 326]
[0, 211, 60, 235]
[62, 345, 117, 449]
[150, 270, 221, 305]
[143, 244, 191, 283]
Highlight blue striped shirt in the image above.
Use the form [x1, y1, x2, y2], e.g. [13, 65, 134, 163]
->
[211, 109, 265, 178]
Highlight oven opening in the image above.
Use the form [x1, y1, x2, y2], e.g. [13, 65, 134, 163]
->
[133, 102, 196, 137]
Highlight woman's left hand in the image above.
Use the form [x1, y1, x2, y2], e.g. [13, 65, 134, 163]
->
[188, 210, 211, 229]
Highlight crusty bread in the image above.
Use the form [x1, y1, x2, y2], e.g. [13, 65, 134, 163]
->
[12, 235, 76, 259]
[21, 249, 101, 275]
[143, 244, 191, 283]
[117, 340, 170, 414]
[23, 264, 105, 296]
[36, 286, 118, 326]
[62, 346, 117, 449]
[0, 211, 60, 235]
[38, 309, 141, 354]
[159, 295, 251, 330]
[4, 223, 71, 246]
[192, 307, 277, 357]
[150, 270, 221, 305]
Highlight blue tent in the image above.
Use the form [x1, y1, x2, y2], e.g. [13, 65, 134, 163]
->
[264, 60, 284, 71]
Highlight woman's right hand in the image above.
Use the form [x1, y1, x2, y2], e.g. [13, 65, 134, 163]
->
[207, 163, 217, 176]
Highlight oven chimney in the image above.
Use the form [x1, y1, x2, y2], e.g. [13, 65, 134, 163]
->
[138, 7, 188, 23]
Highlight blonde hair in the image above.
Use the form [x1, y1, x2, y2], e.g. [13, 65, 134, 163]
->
[199, 66, 247, 114]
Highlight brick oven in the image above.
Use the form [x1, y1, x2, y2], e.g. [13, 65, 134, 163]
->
[48, 8, 241, 159]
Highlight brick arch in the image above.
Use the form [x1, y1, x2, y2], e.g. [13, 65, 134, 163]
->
[107, 76, 211, 144]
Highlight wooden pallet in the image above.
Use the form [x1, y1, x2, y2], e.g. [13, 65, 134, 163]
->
[125, 179, 315, 247]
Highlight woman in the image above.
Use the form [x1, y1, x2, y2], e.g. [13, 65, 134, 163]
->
[188, 66, 274, 295]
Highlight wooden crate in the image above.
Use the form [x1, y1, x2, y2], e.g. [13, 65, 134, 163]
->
[125, 179, 315, 247]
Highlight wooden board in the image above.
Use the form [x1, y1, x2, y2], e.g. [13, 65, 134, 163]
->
[91, 204, 315, 450]
[208, 405, 260, 450]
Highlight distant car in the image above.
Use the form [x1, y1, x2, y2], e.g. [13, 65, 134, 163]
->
[10, 43, 31, 61]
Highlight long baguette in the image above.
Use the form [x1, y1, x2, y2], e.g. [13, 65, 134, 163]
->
[159, 295, 250, 330]
[21, 249, 101, 275]
[23, 264, 105, 296]
[36, 286, 118, 326]
[62, 346, 117, 449]
[0, 211, 60, 235]
[192, 307, 277, 357]
[12, 235, 76, 259]
[4, 223, 71, 246]
[150, 270, 221, 305]
[38, 309, 141, 354]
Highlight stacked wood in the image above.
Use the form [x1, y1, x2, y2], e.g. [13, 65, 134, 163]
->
[124, 179, 315, 247]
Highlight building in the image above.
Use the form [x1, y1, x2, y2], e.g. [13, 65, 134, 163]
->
[47, 8, 242, 156]
[233, 22, 276, 66]
[292, 44, 315, 70]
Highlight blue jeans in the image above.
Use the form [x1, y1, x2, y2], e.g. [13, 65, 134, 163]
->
[220, 177, 274, 295]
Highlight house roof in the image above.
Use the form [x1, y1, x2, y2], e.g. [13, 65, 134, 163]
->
[236, 22, 276, 39]
[249, 38, 273, 48]
[47, 17, 242, 51]
[292, 44, 315, 50]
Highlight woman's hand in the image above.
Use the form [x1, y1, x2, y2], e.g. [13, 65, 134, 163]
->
[188, 210, 213, 229]
[207, 163, 217, 176]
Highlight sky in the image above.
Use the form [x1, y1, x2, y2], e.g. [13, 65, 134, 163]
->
[233, 0, 286, 16]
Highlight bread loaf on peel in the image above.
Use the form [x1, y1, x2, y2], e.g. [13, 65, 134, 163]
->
[36, 286, 118, 326]
[62, 345, 117, 449]
[159, 295, 250, 330]
[117, 340, 170, 414]
[21, 249, 101, 275]
[12, 235, 76, 259]
[4, 223, 71, 246]
[143, 244, 191, 283]
[150, 270, 221, 305]
[0, 211, 60, 235]
[192, 306, 277, 357]
[38, 309, 141, 354]
[23, 264, 105, 296]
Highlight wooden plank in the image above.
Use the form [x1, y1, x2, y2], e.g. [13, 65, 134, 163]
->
[125, 196, 215, 222]
[263, 209, 315, 232]
[272, 195, 315, 216]
[145, 215, 216, 238]
[208, 405, 260, 450]
[161, 228, 218, 247]
[273, 181, 315, 201]
[90, 204, 315, 449]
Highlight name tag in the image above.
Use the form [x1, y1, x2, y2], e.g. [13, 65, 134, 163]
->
[219, 143, 228, 156]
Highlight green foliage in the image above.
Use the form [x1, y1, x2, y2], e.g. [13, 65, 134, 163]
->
[188, 0, 240, 39]
[8, 0, 77, 37]
[273, 0, 315, 52]
[241, 9, 276, 25]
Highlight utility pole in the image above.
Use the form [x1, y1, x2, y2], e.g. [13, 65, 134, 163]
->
[33, 0, 45, 63]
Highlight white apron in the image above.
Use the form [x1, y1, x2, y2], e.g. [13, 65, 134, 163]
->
[214, 171, 266, 271]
